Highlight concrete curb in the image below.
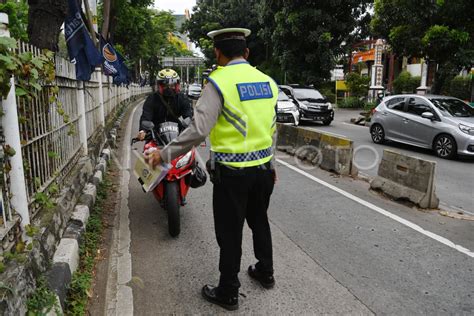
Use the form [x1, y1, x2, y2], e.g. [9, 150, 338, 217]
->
[370, 149, 439, 209]
[46, 147, 112, 313]
[276, 123, 358, 176]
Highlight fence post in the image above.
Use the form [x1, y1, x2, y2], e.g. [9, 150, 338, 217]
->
[0, 13, 30, 227]
[77, 82, 88, 155]
[98, 70, 105, 127]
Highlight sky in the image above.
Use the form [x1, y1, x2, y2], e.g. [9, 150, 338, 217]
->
[154, 0, 196, 14]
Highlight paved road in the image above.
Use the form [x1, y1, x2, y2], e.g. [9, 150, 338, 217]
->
[302, 109, 474, 214]
[100, 102, 474, 315]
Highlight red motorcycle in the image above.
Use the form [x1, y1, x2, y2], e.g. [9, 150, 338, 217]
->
[132, 120, 198, 237]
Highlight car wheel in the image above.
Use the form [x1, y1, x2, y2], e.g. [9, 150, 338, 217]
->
[434, 134, 457, 159]
[370, 124, 385, 144]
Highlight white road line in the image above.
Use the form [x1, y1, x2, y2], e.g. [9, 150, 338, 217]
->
[277, 158, 474, 259]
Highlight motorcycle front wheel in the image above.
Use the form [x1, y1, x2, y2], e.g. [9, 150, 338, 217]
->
[165, 181, 180, 237]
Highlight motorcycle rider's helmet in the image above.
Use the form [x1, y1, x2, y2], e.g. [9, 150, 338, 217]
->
[157, 68, 180, 94]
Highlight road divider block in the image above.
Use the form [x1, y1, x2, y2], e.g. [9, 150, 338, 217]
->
[276, 124, 357, 176]
[370, 149, 439, 209]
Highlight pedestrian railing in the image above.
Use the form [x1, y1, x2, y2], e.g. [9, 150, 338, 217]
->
[0, 26, 151, 252]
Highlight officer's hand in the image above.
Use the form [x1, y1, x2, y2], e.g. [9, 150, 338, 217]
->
[145, 150, 162, 169]
[137, 130, 146, 141]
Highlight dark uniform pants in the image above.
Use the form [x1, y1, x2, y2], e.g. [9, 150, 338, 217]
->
[212, 163, 275, 297]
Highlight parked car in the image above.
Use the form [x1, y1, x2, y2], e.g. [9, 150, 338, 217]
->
[187, 83, 202, 99]
[276, 90, 300, 126]
[280, 85, 334, 125]
[370, 94, 474, 159]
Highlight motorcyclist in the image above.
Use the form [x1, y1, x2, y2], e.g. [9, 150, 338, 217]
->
[137, 68, 193, 141]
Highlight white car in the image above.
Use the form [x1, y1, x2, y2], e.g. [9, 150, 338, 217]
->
[276, 90, 300, 126]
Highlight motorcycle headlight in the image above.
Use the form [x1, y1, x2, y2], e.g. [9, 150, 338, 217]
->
[176, 151, 192, 169]
[326, 102, 333, 110]
[459, 123, 474, 135]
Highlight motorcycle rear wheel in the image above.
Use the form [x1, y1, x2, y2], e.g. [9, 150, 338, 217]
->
[165, 181, 180, 237]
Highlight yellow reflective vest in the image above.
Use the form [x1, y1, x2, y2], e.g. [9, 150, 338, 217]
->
[208, 61, 278, 168]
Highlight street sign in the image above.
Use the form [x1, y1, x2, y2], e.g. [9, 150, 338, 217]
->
[161, 56, 205, 67]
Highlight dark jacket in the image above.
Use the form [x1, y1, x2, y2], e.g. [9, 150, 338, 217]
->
[139, 92, 193, 131]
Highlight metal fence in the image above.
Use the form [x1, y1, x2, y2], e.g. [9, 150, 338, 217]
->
[0, 39, 151, 251]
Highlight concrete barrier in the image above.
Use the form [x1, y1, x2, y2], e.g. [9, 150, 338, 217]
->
[276, 124, 357, 176]
[370, 149, 439, 209]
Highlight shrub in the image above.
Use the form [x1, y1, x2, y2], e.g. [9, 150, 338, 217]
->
[338, 97, 366, 108]
[448, 76, 471, 100]
[393, 71, 420, 94]
[345, 72, 370, 97]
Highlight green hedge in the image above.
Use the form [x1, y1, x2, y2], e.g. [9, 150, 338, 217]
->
[338, 97, 366, 108]
[447, 76, 471, 101]
[393, 71, 420, 94]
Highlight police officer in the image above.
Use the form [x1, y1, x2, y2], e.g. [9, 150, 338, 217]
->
[146, 28, 278, 311]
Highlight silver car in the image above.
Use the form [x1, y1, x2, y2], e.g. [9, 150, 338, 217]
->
[370, 94, 474, 158]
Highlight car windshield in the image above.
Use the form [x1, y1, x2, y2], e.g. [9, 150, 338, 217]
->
[429, 98, 474, 117]
[278, 91, 290, 101]
[294, 88, 324, 101]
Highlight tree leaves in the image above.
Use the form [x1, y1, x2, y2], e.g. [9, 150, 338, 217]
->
[372, 0, 474, 93]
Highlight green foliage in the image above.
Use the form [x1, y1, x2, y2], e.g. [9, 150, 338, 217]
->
[108, 1, 193, 79]
[0, 0, 29, 42]
[26, 276, 60, 316]
[259, 0, 372, 85]
[345, 73, 370, 97]
[0, 37, 56, 100]
[392, 71, 420, 94]
[0, 262, 5, 274]
[33, 192, 56, 210]
[65, 178, 111, 315]
[338, 97, 366, 109]
[446, 76, 472, 100]
[25, 224, 40, 238]
[3, 250, 27, 264]
[183, 0, 269, 67]
[371, 0, 474, 93]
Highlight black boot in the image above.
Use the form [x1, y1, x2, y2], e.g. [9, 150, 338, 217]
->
[248, 265, 275, 289]
[201, 285, 239, 311]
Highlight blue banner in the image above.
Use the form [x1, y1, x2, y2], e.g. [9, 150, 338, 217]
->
[64, 0, 103, 81]
[99, 35, 130, 85]
[100, 36, 130, 85]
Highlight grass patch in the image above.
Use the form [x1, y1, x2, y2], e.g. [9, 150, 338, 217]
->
[26, 276, 61, 316]
[64, 174, 112, 315]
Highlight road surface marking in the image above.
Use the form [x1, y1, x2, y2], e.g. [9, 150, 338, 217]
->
[276, 158, 474, 258]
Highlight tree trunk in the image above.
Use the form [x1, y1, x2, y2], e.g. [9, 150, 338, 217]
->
[101, 0, 111, 39]
[27, 0, 67, 51]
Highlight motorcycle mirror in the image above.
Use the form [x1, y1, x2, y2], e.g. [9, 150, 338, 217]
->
[142, 121, 155, 130]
